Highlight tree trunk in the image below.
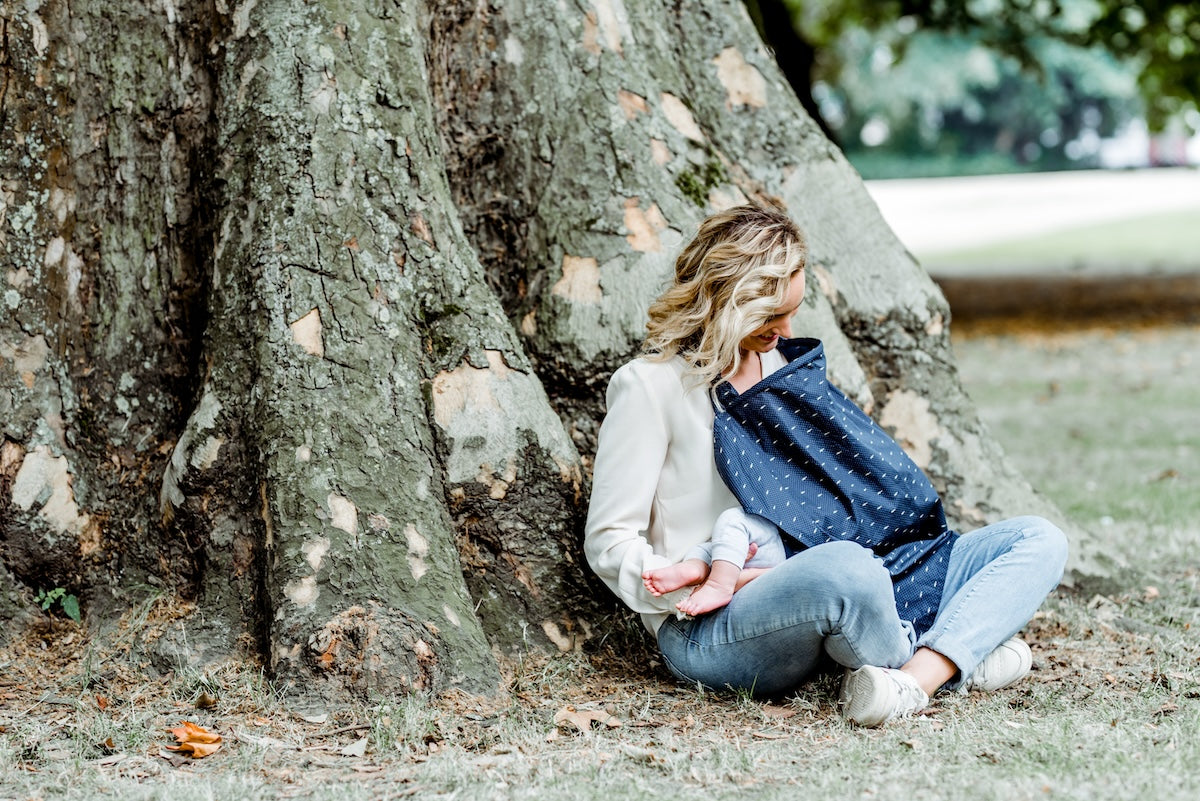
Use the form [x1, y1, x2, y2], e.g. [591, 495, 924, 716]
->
[1, 0, 1105, 699]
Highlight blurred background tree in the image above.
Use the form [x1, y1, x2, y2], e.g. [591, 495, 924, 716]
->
[745, 0, 1200, 177]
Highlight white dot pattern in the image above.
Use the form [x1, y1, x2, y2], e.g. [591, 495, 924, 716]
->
[713, 338, 958, 635]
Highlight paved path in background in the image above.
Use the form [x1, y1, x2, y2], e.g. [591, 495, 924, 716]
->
[864, 167, 1200, 256]
[864, 168, 1200, 322]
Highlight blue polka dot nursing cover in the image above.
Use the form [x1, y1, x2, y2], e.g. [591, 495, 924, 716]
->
[713, 338, 958, 635]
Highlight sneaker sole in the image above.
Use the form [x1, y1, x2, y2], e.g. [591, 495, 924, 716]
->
[839, 666, 893, 727]
[968, 638, 1033, 692]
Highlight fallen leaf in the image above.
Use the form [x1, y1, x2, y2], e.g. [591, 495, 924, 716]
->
[95, 695, 109, 711]
[168, 721, 222, 744]
[340, 737, 369, 757]
[195, 692, 219, 710]
[175, 739, 222, 758]
[750, 731, 789, 740]
[553, 705, 622, 732]
[165, 721, 223, 759]
[160, 748, 190, 767]
[761, 704, 797, 720]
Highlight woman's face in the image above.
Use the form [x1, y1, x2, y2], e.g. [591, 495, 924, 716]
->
[739, 270, 806, 354]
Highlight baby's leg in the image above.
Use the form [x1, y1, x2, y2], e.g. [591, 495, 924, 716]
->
[643, 558, 710, 596]
[676, 559, 741, 616]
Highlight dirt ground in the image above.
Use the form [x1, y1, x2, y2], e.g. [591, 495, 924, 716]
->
[2, 569, 1196, 801]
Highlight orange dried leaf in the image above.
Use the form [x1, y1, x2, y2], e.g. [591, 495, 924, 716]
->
[166, 740, 223, 758]
[165, 721, 223, 759]
[553, 705, 621, 732]
[168, 721, 222, 744]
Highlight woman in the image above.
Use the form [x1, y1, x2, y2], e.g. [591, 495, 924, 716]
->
[583, 204, 1068, 726]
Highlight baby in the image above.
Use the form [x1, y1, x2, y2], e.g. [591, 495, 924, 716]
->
[642, 507, 785, 616]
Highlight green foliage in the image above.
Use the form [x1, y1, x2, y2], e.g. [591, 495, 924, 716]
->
[1072, 0, 1200, 127]
[35, 587, 81, 622]
[776, 0, 1199, 127]
[674, 159, 728, 208]
[752, 0, 1196, 175]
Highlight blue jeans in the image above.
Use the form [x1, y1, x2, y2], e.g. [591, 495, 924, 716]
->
[656, 515, 1068, 698]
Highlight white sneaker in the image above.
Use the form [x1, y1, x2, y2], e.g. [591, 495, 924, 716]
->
[839, 665, 929, 727]
[963, 637, 1033, 692]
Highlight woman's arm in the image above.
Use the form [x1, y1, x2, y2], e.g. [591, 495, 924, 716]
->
[584, 363, 679, 615]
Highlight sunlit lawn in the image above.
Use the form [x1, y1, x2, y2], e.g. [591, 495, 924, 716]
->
[923, 207, 1200, 276]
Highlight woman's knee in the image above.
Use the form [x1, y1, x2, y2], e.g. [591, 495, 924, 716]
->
[800, 541, 894, 601]
[1013, 515, 1070, 573]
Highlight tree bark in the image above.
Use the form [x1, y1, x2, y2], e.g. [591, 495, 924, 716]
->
[1, 0, 1105, 699]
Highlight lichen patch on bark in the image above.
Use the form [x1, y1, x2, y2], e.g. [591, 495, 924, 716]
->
[433, 362, 501, 428]
[302, 536, 331, 572]
[284, 575, 319, 607]
[617, 89, 648, 119]
[231, 0, 258, 39]
[541, 620, 576, 652]
[650, 138, 672, 165]
[552, 255, 603, 303]
[404, 522, 429, 582]
[520, 309, 538, 336]
[190, 435, 224, 469]
[290, 308, 324, 357]
[476, 459, 518, 500]
[660, 93, 705, 143]
[952, 498, 988, 528]
[504, 36, 524, 65]
[541, 617, 592, 652]
[712, 47, 768, 109]
[623, 198, 667, 253]
[582, 0, 626, 54]
[10, 445, 92, 537]
[879, 389, 941, 469]
[327, 493, 358, 539]
[0, 335, 49, 388]
[708, 185, 749, 211]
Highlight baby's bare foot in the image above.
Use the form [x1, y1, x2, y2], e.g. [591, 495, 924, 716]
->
[676, 580, 735, 616]
[643, 559, 709, 596]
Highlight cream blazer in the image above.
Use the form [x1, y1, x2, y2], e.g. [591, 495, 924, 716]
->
[584, 350, 786, 634]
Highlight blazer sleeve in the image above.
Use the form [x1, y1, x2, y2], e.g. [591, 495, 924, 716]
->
[584, 361, 678, 615]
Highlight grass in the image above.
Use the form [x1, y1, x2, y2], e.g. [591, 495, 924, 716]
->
[923, 208, 1200, 275]
[952, 326, 1200, 570]
[3, 326, 1199, 801]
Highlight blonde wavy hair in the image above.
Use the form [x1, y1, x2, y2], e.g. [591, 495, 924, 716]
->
[643, 204, 807, 386]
